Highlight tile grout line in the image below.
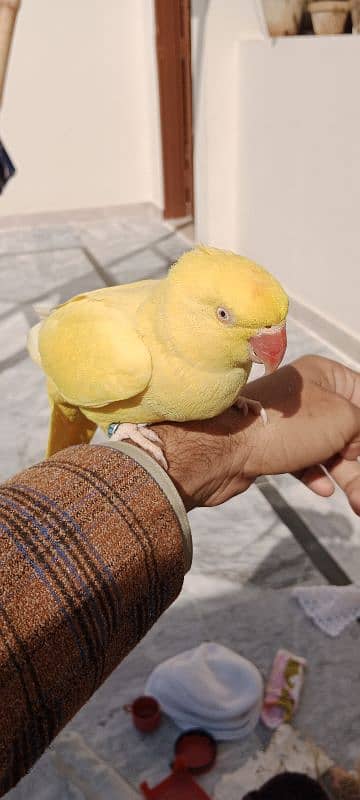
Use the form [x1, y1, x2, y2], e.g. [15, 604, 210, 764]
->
[81, 246, 112, 287]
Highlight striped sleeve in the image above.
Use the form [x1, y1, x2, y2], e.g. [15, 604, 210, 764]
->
[0, 443, 192, 795]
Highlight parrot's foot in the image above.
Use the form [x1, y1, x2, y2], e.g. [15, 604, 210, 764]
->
[108, 423, 168, 471]
[235, 395, 268, 425]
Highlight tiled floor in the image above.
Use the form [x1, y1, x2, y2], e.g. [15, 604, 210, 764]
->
[1, 205, 360, 798]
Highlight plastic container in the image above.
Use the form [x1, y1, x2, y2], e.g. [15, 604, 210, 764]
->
[124, 696, 161, 733]
[173, 730, 217, 775]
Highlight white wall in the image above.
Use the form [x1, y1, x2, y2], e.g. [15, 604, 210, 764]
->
[195, 0, 360, 344]
[0, 0, 163, 215]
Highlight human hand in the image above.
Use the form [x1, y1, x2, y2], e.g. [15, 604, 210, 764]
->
[154, 356, 360, 513]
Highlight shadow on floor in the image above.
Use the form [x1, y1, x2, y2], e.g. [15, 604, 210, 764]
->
[250, 508, 354, 588]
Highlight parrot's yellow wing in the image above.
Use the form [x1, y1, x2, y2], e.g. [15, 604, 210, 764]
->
[39, 296, 152, 407]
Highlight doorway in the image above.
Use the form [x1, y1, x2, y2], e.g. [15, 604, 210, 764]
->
[155, 0, 194, 220]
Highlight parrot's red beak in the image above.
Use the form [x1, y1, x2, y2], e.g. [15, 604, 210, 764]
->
[249, 323, 287, 374]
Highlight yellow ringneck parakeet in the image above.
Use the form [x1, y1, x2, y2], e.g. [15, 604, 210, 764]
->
[27, 246, 288, 466]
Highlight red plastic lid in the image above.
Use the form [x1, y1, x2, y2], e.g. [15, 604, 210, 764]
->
[173, 729, 217, 775]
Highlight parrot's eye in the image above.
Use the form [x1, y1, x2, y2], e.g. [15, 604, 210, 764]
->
[216, 306, 233, 324]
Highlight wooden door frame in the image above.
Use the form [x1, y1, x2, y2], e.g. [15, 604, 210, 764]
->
[155, 0, 194, 219]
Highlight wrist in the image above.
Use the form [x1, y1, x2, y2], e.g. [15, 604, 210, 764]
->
[151, 421, 210, 511]
[154, 411, 252, 510]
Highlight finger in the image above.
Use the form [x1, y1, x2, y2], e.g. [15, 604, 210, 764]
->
[325, 456, 360, 515]
[294, 465, 335, 497]
[340, 438, 360, 460]
[317, 359, 360, 408]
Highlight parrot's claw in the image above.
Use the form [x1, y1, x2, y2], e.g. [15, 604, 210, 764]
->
[235, 396, 268, 425]
[109, 423, 168, 471]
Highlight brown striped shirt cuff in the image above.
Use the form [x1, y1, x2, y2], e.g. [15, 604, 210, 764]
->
[103, 440, 192, 572]
[0, 443, 192, 795]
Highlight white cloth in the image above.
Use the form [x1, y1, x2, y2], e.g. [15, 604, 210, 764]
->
[145, 642, 263, 741]
[292, 584, 360, 637]
[214, 724, 333, 800]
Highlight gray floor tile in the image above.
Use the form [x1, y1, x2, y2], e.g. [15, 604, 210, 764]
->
[0, 300, 16, 314]
[105, 247, 169, 284]
[1, 248, 97, 304]
[0, 224, 79, 256]
[156, 232, 192, 262]
[0, 310, 28, 361]
[79, 216, 174, 268]
[271, 473, 360, 583]
[0, 359, 48, 480]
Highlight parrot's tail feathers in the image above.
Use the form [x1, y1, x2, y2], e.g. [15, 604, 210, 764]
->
[47, 403, 97, 458]
[33, 303, 54, 320]
[27, 322, 43, 366]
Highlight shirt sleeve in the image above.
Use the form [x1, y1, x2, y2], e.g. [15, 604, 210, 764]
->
[0, 442, 192, 795]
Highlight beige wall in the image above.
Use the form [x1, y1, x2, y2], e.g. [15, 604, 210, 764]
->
[0, 0, 163, 215]
[195, 0, 360, 345]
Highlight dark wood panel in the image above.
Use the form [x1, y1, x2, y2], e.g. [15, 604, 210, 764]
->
[155, 0, 194, 219]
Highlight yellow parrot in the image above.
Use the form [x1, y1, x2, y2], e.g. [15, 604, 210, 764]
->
[27, 246, 288, 468]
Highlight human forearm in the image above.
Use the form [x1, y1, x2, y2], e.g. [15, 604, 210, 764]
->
[0, 443, 190, 795]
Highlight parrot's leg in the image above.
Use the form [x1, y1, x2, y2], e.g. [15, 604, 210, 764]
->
[109, 423, 168, 471]
[235, 396, 268, 425]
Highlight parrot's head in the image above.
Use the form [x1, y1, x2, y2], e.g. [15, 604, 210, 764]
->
[162, 246, 288, 374]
